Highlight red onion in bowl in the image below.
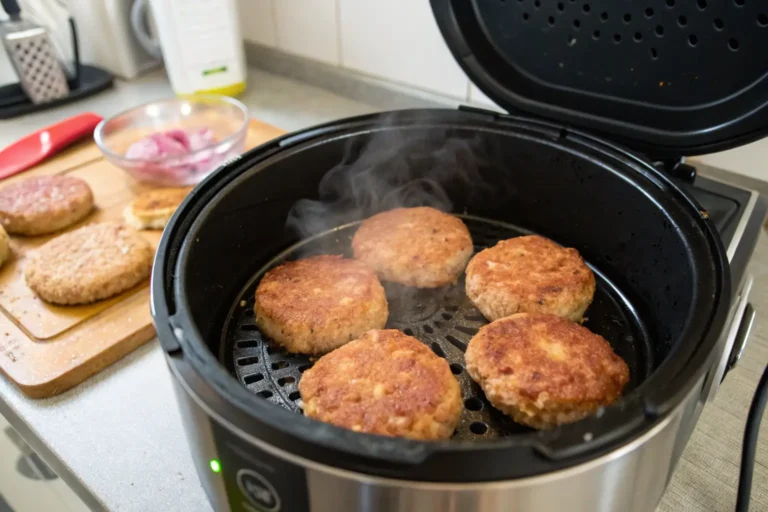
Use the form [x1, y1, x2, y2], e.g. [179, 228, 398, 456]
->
[94, 96, 250, 187]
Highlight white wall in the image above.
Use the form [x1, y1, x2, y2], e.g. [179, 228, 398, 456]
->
[235, 0, 497, 107]
[234, 0, 768, 183]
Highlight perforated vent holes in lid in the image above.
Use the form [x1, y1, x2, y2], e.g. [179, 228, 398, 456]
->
[432, 0, 768, 157]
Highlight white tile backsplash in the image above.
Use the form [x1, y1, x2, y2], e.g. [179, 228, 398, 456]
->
[238, 0, 276, 47]
[237, 0, 473, 101]
[273, 0, 340, 65]
[338, 0, 468, 99]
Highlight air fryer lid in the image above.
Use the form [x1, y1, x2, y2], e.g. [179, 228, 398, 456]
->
[431, 0, 768, 156]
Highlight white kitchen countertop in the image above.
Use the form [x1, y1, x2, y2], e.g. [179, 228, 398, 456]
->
[0, 67, 766, 512]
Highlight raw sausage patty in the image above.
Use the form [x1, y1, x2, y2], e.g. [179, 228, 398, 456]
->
[0, 175, 94, 235]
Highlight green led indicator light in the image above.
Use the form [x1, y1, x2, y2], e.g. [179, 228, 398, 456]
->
[210, 459, 221, 473]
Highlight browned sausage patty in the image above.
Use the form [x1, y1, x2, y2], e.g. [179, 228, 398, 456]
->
[254, 255, 388, 354]
[123, 187, 191, 230]
[465, 313, 629, 429]
[299, 329, 462, 440]
[0, 224, 9, 268]
[0, 176, 94, 235]
[24, 223, 154, 305]
[352, 207, 473, 288]
[465, 235, 595, 322]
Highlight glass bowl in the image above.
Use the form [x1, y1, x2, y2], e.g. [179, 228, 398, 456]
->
[94, 96, 249, 187]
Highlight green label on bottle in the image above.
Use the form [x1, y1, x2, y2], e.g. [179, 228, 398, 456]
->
[202, 66, 228, 76]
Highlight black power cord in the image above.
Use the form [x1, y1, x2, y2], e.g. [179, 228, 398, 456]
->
[736, 363, 768, 512]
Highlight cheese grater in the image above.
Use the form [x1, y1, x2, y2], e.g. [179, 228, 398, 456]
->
[1, 0, 69, 104]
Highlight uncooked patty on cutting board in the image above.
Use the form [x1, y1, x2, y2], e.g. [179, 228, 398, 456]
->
[24, 222, 154, 305]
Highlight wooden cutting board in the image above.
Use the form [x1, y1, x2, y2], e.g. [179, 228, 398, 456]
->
[0, 119, 285, 398]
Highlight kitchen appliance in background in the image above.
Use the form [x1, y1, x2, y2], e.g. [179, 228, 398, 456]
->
[67, 0, 161, 80]
[150, 1, 768, 511]
[130, 0, 246, 97]
[0, 0, 113, 119]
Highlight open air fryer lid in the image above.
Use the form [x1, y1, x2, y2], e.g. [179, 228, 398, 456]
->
[431, 0, 768, 158]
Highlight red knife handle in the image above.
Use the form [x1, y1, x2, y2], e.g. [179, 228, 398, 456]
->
[37, 112, 104, 154]
[0, 112, 103, 180]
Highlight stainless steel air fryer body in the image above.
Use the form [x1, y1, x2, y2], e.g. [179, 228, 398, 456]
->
[165, 351, 713, 512]
[161, 269, 755, 512]
[150, 110, 764, 512]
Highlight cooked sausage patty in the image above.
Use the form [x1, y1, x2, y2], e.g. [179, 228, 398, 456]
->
[0, 175, 94, 235]
[123, 187, 191, 230]
[24, 223, 154, 305]
[299, 329, 462, 440]
[0, 224, 9, 268]
[352, 207, 473, 288]
[254, 255, 388, 354]
[465, 313, 629, 429]
[465, 235, 595, 322]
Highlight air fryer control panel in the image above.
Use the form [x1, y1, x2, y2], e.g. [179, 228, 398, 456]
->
[211, 422, 309, 512]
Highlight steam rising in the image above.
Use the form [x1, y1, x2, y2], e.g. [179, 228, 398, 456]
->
[283, 113, 497, 322]
[286, 114, 490, 242]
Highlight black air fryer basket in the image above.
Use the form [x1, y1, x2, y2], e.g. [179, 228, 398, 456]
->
[153, 109, 729, 481]
[151, 0, 768, 484]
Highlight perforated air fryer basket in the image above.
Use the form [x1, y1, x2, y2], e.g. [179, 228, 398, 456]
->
[432, 0, 768, 157]
[222, 217, 651, 441]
